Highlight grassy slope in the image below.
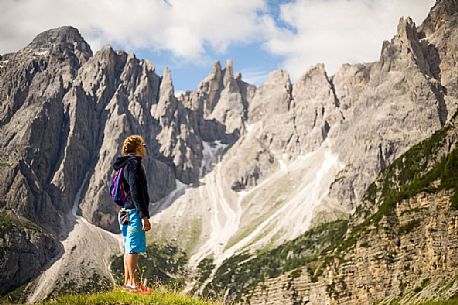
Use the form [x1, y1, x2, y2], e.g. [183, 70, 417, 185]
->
[396, 300, 458, 305]
[1, 288, 455, 305]
[3, 290, 455, 305]
[1, 289, 221, 305]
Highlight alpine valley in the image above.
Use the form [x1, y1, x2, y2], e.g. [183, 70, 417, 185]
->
[0, 1, 457, 304]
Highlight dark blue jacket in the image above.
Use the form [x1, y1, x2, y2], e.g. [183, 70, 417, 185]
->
[113, 156, 150, 219]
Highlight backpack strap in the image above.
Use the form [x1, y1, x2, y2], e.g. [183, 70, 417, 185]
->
[121, 157, 137, 192]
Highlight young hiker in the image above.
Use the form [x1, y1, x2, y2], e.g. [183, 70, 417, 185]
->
[113, 135, 151, 293]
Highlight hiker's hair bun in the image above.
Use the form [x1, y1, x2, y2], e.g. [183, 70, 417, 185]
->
[122, 135, 144, 155]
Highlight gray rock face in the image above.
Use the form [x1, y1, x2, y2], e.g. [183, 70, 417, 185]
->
[198, 59, 256, 137]
[0, 27, 92, 214]
[152, 67, 203, 185]
[420, 0, 458, 121]
[0, 213, 60, 296]
[247, 64, 341, 158]
[0, 27, 92, 292]
[288, 64, 342, 154]
[327, 12, 452, 212]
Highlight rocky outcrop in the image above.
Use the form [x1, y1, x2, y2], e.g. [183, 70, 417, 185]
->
[248, 70, 292, 150]
[0, 212, 61, 296]
[0, 27, 92, 292]
[243, 270, 328, 305]
[326, 11, 452, 212]
[420, 0, 458, 37]
[328, 190, 458, 305]
[243, 190, 458, 305]
[199, 59, 256, 135]
[0, 26, 92, 228]
[153, 67, 203, 185]
[287, 64, 343, 155]
[419, 0, 458, 121]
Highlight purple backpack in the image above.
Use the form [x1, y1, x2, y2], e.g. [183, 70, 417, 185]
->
[109, 167, 129, 207]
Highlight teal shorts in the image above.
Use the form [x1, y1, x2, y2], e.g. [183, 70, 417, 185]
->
[118, 209, 146, 254]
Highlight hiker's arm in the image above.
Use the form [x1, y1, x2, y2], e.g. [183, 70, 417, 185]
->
[142, 217, 151, 231]
[127, 162, 150, 219]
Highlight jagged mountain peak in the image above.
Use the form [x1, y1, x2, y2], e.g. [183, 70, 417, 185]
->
[162, 66, 173, 84]
[396, 16, 419, 42]
[420, 0, 458, 36]
[264, 69, 291, 87]
[27, 25, 92, 58]
[159, 66, 175, 99]
[224, 58, 234, 76]
[211, 60, 222, 73]
[397, 16, 416, 32]
[97, 44, 116, 55]
[296, 63, 328, 82]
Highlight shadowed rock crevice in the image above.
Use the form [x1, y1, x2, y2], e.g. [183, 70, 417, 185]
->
[326, 74, 340, 108]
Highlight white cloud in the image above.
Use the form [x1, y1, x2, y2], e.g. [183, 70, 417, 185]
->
[240, 68, 271, 86]
[265, 0, 436, 80]
[0, 0, 437, 83]
[0, 0, 273, 59]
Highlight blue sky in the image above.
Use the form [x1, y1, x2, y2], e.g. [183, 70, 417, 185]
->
[1, 0, 435, 92]
[132, 40, 284, 94]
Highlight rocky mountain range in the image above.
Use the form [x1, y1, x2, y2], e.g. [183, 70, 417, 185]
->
[0, 0, 457, 303]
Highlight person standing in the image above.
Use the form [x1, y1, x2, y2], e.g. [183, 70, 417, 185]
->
[113, 135, 151, 293]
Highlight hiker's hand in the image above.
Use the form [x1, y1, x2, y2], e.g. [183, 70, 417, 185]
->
[142, 217, 151, 231]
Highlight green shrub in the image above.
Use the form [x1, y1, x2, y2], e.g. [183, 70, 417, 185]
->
[203, 220, 348, 301]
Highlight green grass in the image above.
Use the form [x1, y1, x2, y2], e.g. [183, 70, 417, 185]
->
[224, 198, 287, 251]
[416, 301, 458, 305]
[187, 218, 203, 254]
[0, 212, 15, 236]
[0, 211, 44, 240]
[389, 298, 458, 305]
[33, 288, 221, 305]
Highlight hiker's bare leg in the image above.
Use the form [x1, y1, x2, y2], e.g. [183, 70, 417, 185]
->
[123, 254, 130, 286]
[126, 253, 140, 286]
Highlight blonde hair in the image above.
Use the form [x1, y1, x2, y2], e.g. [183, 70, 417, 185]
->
[122, 135, 144, 156]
